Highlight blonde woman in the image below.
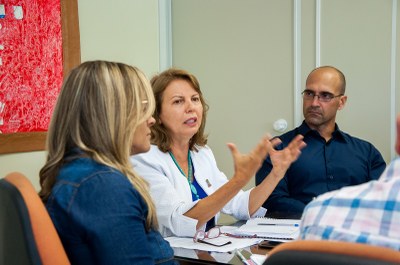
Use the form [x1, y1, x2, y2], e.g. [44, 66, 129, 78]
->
[39, 61, 177, 265]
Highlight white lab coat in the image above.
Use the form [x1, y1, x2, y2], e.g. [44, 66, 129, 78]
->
[130, 145, 266, 237]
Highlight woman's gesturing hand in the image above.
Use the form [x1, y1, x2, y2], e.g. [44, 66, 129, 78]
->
[269, 134, 305, 178]
[226, 134, 282, 184]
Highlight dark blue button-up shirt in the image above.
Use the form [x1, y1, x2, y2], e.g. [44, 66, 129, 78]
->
[255, 121, 386, 215]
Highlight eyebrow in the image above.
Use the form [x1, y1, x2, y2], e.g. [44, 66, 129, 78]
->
[170, 95, 184, 99]
[304, 89, 334, 94]
[170, 93, 199, 99]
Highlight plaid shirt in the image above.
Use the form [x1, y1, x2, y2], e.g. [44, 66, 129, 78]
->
[299, 158, 400, 250]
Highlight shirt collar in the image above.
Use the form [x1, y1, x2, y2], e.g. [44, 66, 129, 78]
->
[299, 120, 347, 142]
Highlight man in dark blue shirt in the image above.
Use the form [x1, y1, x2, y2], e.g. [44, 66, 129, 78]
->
[256, 66, 386, 216]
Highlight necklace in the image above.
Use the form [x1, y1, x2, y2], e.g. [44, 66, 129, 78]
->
[169, 150, 200, 200]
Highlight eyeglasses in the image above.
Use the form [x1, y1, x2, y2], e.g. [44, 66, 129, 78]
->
[193, 226, 232, 247]
[302, 90, 343, 102]
[193, 226, 221, 242]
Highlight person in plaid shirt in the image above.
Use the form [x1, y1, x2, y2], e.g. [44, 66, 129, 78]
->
[299, 116, 400, 251]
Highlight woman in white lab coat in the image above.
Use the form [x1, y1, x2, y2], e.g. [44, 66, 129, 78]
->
[130, 68, 305, 237]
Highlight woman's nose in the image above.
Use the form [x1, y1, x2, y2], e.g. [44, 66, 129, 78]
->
[185, 101, 194, 112]
[148, 116, 156, 126]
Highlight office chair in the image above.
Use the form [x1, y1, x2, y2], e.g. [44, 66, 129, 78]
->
[263, 240, 400, 265]
[0, 172, 70, 265]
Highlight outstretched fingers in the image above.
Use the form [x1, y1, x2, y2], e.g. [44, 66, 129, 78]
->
[254, 134, 274, 159]
[226, 134, 276, 182]
[269, 134, 305, 177]
[286, 134, 306, 161]
[269, 136, 282, 148]
[226, 142, 239, 160]
[227, 136, 268, 165]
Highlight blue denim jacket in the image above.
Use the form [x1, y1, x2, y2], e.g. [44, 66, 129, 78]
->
[46, 157, 177, 265]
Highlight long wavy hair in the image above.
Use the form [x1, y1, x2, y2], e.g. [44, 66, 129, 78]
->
[39, 61, 158, 229]
[150, 68, 209, 152]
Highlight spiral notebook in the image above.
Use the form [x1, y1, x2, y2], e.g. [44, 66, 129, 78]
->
[234, 217, 300, 241]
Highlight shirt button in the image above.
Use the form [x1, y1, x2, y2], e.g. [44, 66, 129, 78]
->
[328, 175, 334, 180]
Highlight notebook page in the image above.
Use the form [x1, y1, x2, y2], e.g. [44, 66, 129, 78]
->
[235, 218, 300, 240]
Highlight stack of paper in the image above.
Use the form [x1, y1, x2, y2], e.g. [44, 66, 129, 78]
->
[235, 218, 300, 242]
[165, 235, 261, 252]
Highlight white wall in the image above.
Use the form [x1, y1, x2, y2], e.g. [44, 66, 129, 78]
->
[171, 0, 399, 185]
[0, 151, 46, 190]
[78, 0, 160, 77]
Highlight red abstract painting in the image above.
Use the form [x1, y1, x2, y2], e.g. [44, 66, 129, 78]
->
[0, 0, 63, 134]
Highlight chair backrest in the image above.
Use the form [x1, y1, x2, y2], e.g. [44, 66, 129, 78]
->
[264, 240, 400, 265]
[0, 172, 70, 265]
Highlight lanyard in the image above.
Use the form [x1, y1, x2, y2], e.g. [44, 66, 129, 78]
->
[169, 150, 200, 200]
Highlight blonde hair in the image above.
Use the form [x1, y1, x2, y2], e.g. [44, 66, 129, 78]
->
[39, 61, 158, 229]
[150, 68, 209, 152]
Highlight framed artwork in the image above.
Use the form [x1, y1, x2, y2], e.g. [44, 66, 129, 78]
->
[0, 0, 80, 154]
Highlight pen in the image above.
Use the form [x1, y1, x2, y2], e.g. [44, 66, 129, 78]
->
[235, 249, 250, 265]
[258, 223, 299, 227]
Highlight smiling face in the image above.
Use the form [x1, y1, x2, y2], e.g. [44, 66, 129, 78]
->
[159, 79, 203, 144]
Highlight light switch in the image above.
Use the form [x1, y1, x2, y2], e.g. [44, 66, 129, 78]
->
[273, 119, 288, 132]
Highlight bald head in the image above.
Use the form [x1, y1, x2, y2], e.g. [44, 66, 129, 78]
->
[306, 66, 346, 95]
